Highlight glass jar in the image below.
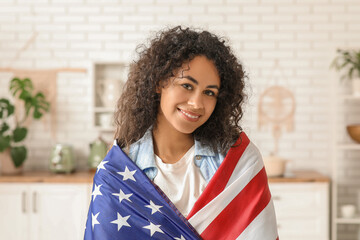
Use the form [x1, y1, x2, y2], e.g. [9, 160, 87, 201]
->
[49, 144, 75, 173]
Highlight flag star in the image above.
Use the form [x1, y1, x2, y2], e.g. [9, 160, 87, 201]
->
[174, 235, 186, 240]
[97, 160, 108, 173]
[92, 212, 100, 230]
[143, 221, 164, 237]
[111, 212, 131, 231]
[117, 166, 137, 181]
[112, 189, 133, 203]
[145, 200, 163, 215]
[91, 184, 103, 201]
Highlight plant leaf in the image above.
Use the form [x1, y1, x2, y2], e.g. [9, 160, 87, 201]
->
[0, 123, 10, 134]
[32, 92, 50, 119]
[25, 101, 32, 118]
[0, 98, 15, 119]
[19, 90, 32, 101]
[10, 146, 27, 167]
[13, 127, 27, 142]
[0, 135, 11, 152]
[10, 77, 33, 98]
[331, 49, 360, 81]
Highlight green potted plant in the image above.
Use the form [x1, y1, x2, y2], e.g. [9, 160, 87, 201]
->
[0, 77, 50, 174]
[331, 49, 360, 95]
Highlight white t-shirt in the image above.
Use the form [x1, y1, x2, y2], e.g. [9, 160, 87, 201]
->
[153, 145, 207, 217]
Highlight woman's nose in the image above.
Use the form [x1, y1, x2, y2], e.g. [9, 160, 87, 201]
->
[188, 92, 204, 109]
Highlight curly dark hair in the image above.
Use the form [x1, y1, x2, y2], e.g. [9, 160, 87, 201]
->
[114, 26, 247, 154]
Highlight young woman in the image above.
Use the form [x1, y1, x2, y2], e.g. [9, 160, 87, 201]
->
[85, 26, 278, 240]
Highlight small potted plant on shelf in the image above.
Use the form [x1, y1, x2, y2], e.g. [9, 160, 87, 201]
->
[0, 77, 50, 175]
[331, 48, 360, 96]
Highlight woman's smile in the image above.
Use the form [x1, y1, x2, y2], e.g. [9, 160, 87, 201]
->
[178, 108, 201, 122]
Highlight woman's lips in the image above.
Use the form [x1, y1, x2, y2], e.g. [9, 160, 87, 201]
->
[178, 108, 201, 122]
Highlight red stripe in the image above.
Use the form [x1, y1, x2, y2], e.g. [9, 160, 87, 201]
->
[200, 167, 271, 240]
[187, 132, 250, 219]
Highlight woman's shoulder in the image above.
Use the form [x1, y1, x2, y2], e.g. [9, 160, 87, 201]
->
[240, 132, 264, 164]
[227, 131, 264, 163]
[126, 129, 154, 160]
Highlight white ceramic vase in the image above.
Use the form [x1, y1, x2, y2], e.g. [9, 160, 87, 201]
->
[97, 79, 123, 108]
[263, 155, 289, 177]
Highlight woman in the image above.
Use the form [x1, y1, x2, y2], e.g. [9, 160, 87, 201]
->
[84, 26, 278, 240]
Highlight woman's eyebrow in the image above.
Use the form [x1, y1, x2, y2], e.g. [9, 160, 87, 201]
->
[184, 75, 220, 90]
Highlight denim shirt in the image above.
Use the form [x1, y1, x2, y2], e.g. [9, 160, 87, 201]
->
[125, 129, 227, 183]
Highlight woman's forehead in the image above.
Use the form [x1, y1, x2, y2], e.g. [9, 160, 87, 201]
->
[179, 56, 220, 85]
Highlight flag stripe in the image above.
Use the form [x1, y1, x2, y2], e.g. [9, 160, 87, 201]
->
[187, 132, 250, 219]
[236, 199, 278, 240]
[225, 141, 263, 189]
[200, 167, 271, 240]
[188, 143, 264, 234]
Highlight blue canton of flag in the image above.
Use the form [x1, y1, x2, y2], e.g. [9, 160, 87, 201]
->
[84, 143, 202, 240]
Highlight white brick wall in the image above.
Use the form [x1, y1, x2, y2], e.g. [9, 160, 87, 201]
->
[0, 1, 359, 236]
[0, 0, 352, 170]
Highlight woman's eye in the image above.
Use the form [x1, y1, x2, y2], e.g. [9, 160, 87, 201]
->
[204, 90, 216, 97]
[181, 83, 192, 90]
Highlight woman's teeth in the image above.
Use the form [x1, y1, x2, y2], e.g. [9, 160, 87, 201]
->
[180, 109, 199, 119]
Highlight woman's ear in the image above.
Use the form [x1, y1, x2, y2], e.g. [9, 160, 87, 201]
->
[156, 80, 168, 94]
[156, 85, 161, 94]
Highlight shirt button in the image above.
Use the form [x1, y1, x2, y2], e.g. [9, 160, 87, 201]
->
[195, 156, 202, 160]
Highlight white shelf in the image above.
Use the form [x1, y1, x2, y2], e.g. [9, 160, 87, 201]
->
[332, 87, 360, 239]
[336, 217, 360, 224]
[91, 62, 128, 132]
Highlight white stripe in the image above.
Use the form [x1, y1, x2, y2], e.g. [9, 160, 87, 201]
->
[188, 143, 264, 234]
[236, 199, 278, 240]
[226, 142, 264, 188]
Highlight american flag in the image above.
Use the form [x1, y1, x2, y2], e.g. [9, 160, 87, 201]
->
[84, 132, 278, 240]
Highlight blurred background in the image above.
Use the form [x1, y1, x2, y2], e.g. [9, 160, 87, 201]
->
[0, 0, 360, 239]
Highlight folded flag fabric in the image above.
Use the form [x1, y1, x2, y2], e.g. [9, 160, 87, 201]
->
[84, 143, 201, 239]
[187, 132, 278, 240]
[84, 132, 278, 240]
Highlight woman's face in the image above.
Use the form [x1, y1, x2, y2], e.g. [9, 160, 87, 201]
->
[157, 56, 220, 135]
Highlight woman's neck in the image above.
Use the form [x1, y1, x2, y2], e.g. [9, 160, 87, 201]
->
[152, 124, 194, 164]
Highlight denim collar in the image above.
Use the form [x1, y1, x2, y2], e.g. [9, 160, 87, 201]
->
[127, 128, 217, 172]
[128, 129, 156, 171]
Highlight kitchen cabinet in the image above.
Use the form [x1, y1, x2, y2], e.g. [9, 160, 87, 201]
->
[1, 171, 330, 239]
[332, 94, 360, 240]
[269, 172, 330, 240]
[91, 62, 128, 132]
[0, 184, 29, 240]
[0, 172, 93, 240]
